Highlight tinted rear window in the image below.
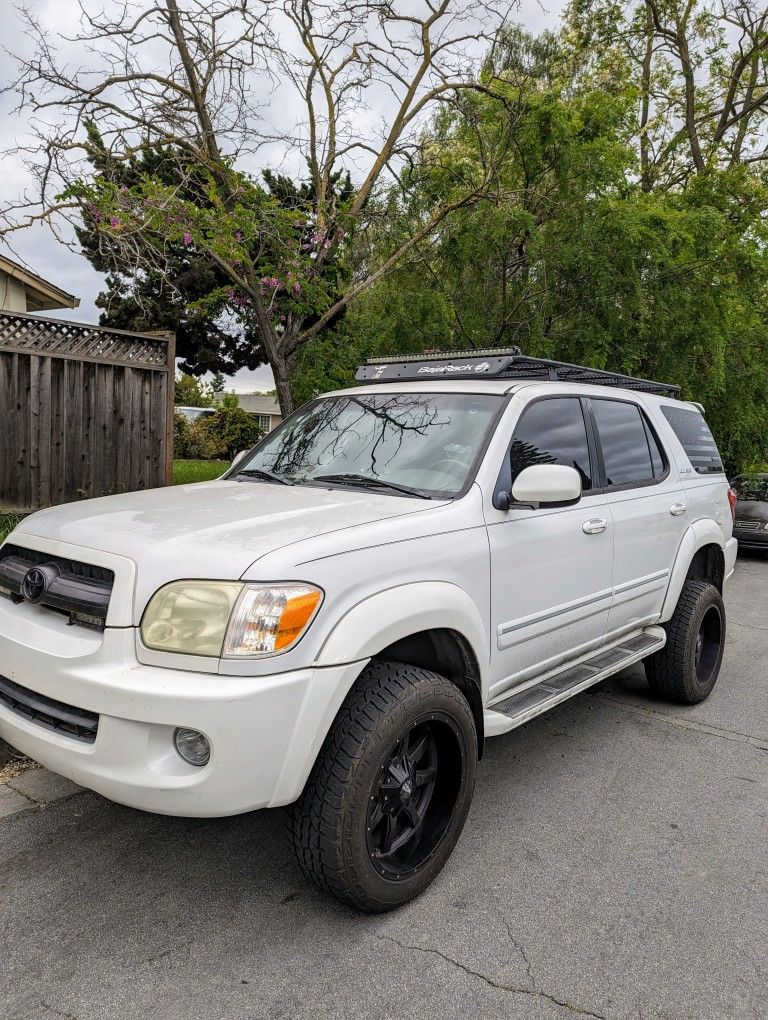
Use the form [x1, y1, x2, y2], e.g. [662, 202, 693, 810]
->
[659, 406, 724, 474]
[591, 399, 660, 487]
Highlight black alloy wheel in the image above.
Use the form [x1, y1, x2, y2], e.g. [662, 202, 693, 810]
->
[645, 579, 726, 704]
[287, 660, 477, 912]
[694, 604, 723, 687]
[366, 715, 464, 880]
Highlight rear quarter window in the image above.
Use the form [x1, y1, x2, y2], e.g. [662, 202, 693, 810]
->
[659, 406, 724, 474]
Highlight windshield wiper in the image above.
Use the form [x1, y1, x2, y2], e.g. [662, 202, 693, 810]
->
[237, 467, 293, 486]
[313, 472, 431, 499]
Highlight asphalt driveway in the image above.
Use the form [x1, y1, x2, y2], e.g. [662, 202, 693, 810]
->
[1, 557, 766, 1020]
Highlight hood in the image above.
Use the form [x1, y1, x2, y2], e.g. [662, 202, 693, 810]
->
[16, 479, 444, 612]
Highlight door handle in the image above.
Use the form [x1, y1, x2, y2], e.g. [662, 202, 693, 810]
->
[582, 518, 607, 535]
[669, 503, 687, 516]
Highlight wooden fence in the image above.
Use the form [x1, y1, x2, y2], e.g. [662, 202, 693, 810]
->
[0, 311, 175, 512]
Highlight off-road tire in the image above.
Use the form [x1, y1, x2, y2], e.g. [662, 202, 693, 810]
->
[645, 579, 725, 704]
[286, 660, 477, 912]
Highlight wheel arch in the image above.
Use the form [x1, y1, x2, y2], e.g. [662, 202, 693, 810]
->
[371, 627, 485, 758]
[314, 581, 489, 690]
[660, 521, 726, 622]
[272, 583, 489, 805]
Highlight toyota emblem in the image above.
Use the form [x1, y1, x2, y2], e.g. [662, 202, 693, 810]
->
[22, 567, 49, 603]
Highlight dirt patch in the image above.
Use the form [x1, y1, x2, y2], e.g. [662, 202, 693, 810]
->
[0, 741, 38, 784]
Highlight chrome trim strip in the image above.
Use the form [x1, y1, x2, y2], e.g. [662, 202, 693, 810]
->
[497, 569, 670, 646]
[498, 587, 613, 638]
[613, 568, 669, 595]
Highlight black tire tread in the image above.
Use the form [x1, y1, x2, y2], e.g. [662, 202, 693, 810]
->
[285, 660, 474, 911]
[645, 579, 724, 704]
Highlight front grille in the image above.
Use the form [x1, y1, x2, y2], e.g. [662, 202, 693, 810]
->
[0, 544, 114, 630]
[0, 674, 98, 743]
[734, 520, 763, 532]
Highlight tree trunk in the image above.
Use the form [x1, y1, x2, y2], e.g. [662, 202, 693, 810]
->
[272, 352, 296, 417]
[640, 3, 653, 192]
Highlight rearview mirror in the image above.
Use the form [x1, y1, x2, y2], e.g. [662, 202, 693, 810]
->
[231, 450, 248, 470]
[509, 464, 582, 509]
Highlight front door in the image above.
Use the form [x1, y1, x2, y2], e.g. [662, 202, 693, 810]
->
[486, 396, 613, 702]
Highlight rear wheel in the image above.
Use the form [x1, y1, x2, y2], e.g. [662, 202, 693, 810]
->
[645, 579, 725, 704]
[286, 660, 477, 912]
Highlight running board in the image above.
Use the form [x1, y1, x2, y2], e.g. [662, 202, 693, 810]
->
[484, 627, 666, 737]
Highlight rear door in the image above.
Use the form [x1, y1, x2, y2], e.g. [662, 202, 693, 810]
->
[486, 395, 613, 700]
[588, 397, 686, 639]
[656, 403, 731, 536]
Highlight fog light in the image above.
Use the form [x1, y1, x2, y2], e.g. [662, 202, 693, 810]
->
[173, 727, 210, 767]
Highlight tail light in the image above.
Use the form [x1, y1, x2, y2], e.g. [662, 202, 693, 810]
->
[727, 488, 737, 521]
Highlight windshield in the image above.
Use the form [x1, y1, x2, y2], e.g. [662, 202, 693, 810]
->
[235, 392, 504, 497]
[732, 475, 768, 502]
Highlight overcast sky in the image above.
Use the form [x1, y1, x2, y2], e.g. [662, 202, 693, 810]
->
[0, 0, 564, 392]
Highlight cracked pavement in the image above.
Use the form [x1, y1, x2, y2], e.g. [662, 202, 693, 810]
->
[1, 556, 767, 1020]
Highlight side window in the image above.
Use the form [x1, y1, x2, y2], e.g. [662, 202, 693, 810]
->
[659, 405, 724, 474]
[643, 417, 666, 478]
[591, 399, 662, 487]
[510, 398, 593, 491]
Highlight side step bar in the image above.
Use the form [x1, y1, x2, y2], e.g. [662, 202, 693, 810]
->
[484, 627, 666, 737]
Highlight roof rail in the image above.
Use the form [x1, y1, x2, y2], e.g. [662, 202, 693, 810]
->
[355, 348, 680, 398]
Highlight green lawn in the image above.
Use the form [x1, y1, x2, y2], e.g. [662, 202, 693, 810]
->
[172, 459, 230, 485]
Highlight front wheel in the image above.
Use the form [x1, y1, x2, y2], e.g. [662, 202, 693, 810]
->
[645, 579, 725, 704]
[286, 660, 477, 912]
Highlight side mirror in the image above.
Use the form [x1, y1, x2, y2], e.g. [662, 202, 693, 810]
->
[231, 450, 248, 470]
[509, 464, 582, 509]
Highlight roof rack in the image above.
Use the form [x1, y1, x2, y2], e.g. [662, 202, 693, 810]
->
[355, 347, 680, 398]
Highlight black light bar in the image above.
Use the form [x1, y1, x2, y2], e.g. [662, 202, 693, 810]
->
[355, 348, 680, 397]
[355, 348, 521, 383]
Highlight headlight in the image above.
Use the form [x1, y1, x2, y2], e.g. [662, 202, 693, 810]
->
[223, 584, 323, 656]
[140, 581, 323, 658]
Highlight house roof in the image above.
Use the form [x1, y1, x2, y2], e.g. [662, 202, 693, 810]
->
[0, 253, 80, 312]
[231, 393, 282, 416]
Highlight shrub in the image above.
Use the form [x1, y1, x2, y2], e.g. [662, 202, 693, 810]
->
[174, 411, 220, 459]
[173, 411, 192, 455]
[173, 402, 263, 460]
[205, 400, 263, 459]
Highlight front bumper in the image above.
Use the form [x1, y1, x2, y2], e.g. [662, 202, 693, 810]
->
[725, 536, 738, 578]
[734, 530, 768, 552]
[0, 599, 366, 817]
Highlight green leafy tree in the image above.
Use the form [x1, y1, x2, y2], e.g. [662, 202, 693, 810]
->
[74, 126, 267, 378]
[565, 0, 768, 189]
[205, 395, 264, 459]
[174, 373, 214, 408]
[322, 26, 768, 470]
[2, 1, 511, 413]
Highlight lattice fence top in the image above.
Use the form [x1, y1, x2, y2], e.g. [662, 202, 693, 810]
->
[0, 310, 171, 369]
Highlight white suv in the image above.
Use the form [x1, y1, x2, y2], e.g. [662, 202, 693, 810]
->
[0, 349, 737, 911]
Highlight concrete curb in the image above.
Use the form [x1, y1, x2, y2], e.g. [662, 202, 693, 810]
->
[0, 764, 84, 818]
[0, 737, 17, 767]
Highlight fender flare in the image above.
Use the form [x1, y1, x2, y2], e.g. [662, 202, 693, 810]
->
[660, 519, 726, 622]
[270, 582, 489, 806]
[314, 580, 489, 691]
